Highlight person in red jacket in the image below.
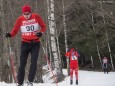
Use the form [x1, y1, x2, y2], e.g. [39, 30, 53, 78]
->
[5, 4, 46, 86]
[65, 48, 79, 85]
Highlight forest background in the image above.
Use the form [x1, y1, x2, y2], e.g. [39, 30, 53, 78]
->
[0, 0, 115, 83]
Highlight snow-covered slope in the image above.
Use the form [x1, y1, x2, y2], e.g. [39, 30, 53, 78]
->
[0, 69, 115, 86]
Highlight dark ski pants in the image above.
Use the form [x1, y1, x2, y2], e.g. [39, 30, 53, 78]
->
[103, 64, 108, 74]
[17, 42, 40, 85]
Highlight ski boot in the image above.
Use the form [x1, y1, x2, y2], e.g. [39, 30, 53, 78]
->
[70, 80, 73, 85]
[27, 82, 33, 86]
[76, 80, 78, 85]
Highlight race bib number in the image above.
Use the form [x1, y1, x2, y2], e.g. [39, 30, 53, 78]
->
[21, 23, 40, 33]
[72, 55, 78, 60]
[26, 25, 34, 31]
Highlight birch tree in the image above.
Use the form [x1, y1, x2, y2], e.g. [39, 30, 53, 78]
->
[46, 0, 54, 69]
[62, 0, 68, 52]
[62, 0, 70, 75]
[47, 0, 63, 81]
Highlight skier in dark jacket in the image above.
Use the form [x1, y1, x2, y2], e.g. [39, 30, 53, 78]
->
[5, 4, 46, 86]
[102, 57, 108, 74]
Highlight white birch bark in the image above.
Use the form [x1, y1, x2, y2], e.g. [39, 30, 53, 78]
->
[62, 0, 70, 76]
[47, 0, 63, 79]
[56, 30, 62, 69]
[62, 0, 68, 52]
[47, 0, 53, 69]
[91, 55, 94, 68]
[50, 0, 60, 74]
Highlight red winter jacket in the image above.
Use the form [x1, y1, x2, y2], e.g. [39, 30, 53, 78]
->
[65, 50, 79, 69]
[10, 13, 46, 42]
[65, 51, 79, 62]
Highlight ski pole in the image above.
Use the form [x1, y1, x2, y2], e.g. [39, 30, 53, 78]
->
[66, 58, 70, 76]
[41, 43, 58, 86]
[7, 38, 18, 85]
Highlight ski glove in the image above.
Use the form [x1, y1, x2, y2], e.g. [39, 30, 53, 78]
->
[36, 32, 43, 37]
[5, 32, 11, 38]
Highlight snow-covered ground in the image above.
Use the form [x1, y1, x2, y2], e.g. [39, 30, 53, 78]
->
[0, 69, 115, 86]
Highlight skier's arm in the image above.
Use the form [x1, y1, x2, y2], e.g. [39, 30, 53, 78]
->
[35, 14, 46, 33]
[65, 52, 70, 58]
[75, 52, 79, 58]
[10, 17, 21, 37]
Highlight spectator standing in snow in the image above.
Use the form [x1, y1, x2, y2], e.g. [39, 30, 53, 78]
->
[65, 48, 79, 85]
[5, 4, 46, 86]
[102, 57, 108, 74]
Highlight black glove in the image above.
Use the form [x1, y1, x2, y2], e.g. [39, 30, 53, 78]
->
[5, 32, 11, 38]
[36, 32, 42, 37]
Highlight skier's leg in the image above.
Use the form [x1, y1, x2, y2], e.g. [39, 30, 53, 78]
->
[107, 68, 108, 74]
[104, 68, 106, 73]
[106, 64, 108, 74]
[17, 42, 30, 85]
[28, 42, 40, 82]
[75, 68, 78, 85]
[107, 64, 108, 74]
[103, 64, 106, 73]
[70, 68, 73, 85]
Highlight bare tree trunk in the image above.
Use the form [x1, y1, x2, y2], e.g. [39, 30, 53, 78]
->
[91, 55, 94, 68]
[62, 0, 70, 75]
[62, 0, 68, 52]
[0, 0, 12, 83]
[98, 1, 114, 70]
[55, 29, 63, 74]
[46, 0, 53, 69]
[47, 0, 63, 82]
[90, 6, 103, 69]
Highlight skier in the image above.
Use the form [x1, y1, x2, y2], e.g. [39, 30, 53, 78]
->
[102, 57, 108, 74]
[65, 48, 79, 85]
[5, 4, 46, 86]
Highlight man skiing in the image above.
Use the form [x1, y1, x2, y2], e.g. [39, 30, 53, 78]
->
[102, 57, 108, 74]
[65, 48, 79, 85]
[5, 4, 46, 86]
